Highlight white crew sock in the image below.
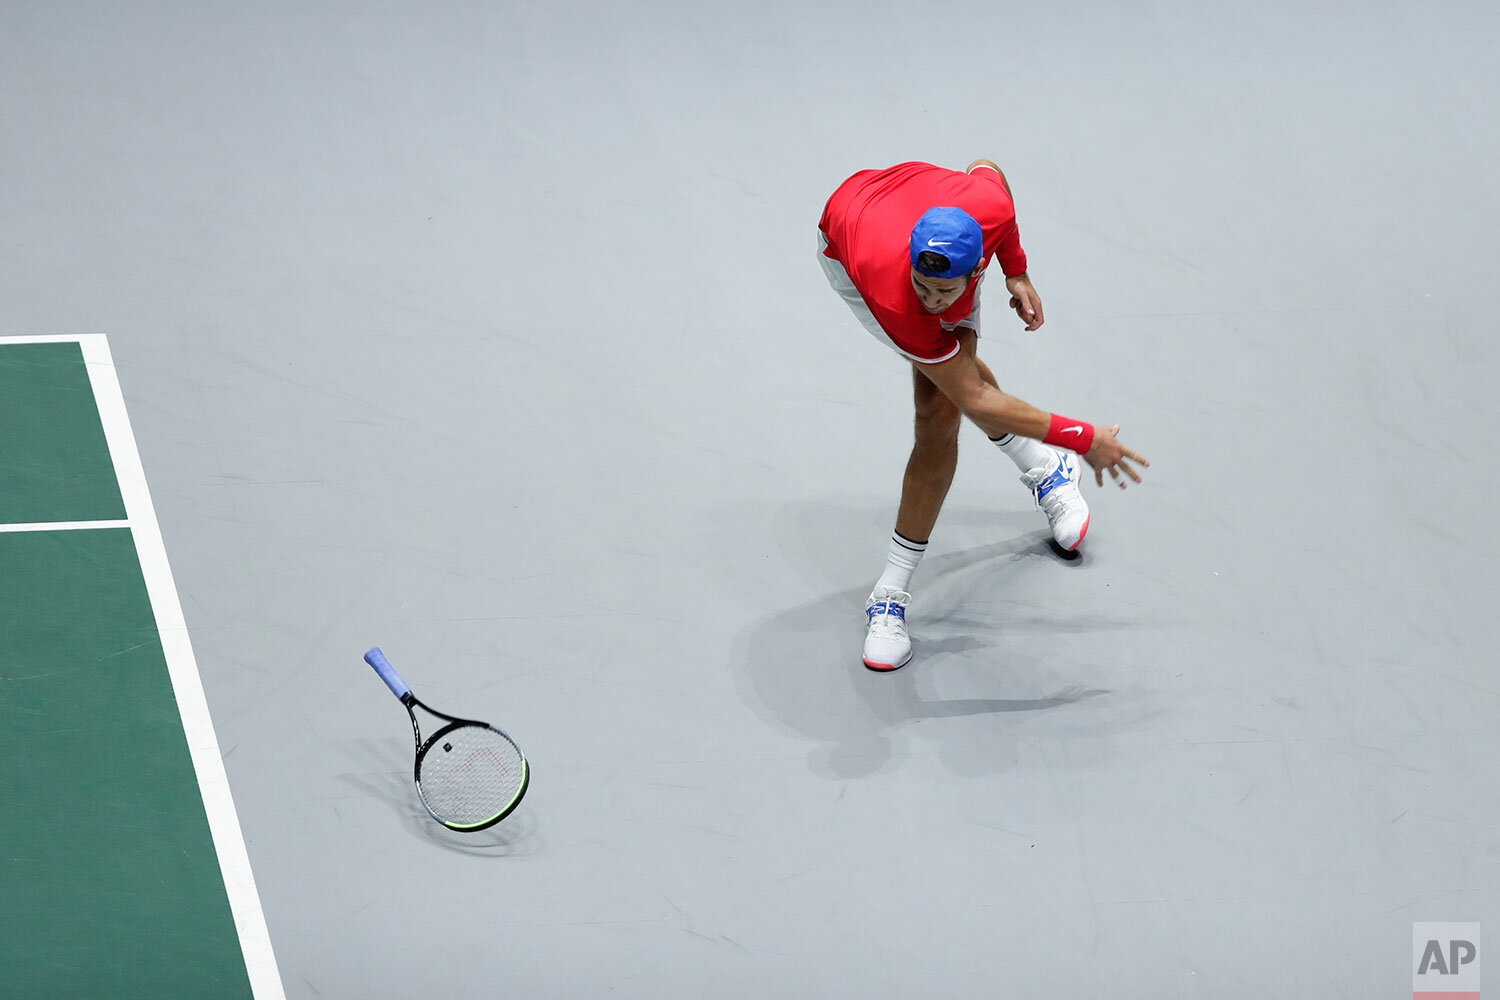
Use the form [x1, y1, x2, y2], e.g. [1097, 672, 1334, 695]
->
[874, 531, 927, 595]
[989, 433, 1059, 475]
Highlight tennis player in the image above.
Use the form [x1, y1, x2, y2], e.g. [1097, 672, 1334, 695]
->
[818, 160, 1149, 671]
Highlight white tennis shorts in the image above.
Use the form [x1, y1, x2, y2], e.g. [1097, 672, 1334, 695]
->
[817, 230, 982, 365]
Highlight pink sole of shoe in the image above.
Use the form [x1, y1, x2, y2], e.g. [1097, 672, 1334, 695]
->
[863, 655, 912, 672]
[1066, 515, 1091, 551]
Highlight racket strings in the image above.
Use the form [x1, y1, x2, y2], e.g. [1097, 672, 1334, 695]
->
[417, 724, 527, 827]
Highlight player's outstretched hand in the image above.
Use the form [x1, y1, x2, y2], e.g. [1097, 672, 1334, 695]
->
[1083, 424, 1149, 489]
[1005, 274, 1044, 331]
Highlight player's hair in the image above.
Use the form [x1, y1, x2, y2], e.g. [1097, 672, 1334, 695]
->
[916, 250, 953, 274]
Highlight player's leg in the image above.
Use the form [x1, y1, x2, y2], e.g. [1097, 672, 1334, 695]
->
[892, 361, 962, 546]
[974, 353, 1091, 550]
[863, 350, 964, 671]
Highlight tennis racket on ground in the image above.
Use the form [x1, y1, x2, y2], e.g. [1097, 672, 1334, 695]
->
[364, 646, 529, 831]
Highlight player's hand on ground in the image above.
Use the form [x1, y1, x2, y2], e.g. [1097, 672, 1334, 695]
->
[1082, 424, 1149, 489]
[1005, 274, 1044, 331]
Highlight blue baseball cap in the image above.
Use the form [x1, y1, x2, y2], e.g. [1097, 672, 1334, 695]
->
[910, 206, 983, 278]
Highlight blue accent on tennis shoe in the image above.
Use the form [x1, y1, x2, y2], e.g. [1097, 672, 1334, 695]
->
[1032, 458, 1074, 502]
[867, 601, 905, 622]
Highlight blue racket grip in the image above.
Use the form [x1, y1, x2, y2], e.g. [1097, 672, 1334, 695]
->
[364, 647, 411, 700]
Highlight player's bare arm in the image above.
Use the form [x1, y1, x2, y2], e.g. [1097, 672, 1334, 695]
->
[965, 159, 1011, 194]
[919, 344, 1150, 488]
[917, 341, 1052, 439]
[1080, 425, 1149, 489]
[963, 158, 1044, 331]
[1006, 273, 1045, 331]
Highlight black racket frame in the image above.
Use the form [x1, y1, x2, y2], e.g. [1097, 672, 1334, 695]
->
[400, 692, 530, 832]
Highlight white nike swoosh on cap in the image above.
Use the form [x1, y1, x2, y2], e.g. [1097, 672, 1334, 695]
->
[927, 238, 953, 246]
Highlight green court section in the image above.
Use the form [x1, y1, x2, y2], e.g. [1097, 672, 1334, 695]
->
[0, 341, 126, 523]
[0, 528, 253, 999]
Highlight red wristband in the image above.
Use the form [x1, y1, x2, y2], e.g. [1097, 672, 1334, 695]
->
[1043, 414, 1094, 453]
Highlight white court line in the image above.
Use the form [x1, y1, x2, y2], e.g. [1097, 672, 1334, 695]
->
[0, 520, 131, 532]
[0, 333, 108, 345]
[67, 334, 287, 1000]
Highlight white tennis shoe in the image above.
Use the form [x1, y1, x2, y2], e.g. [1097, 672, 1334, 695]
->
[863, 587, 913, 671]
[1021, 450, 1091, 551]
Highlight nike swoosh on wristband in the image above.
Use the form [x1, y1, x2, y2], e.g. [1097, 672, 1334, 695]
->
[927, 238, 952, 246]
[1061, 426, 1084, 436]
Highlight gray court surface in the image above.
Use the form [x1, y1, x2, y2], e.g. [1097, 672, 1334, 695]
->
[4, 1, 1498, 996]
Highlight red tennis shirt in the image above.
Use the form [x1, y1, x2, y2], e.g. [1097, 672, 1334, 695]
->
[819, 162, 1028, 362]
